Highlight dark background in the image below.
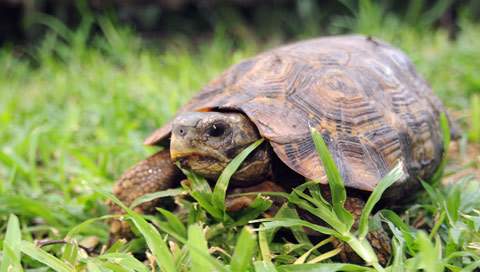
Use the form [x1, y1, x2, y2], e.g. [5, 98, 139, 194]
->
[2, 0, 480, 46]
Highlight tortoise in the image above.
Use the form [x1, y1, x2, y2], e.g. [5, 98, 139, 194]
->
[108, 35, 455, 263]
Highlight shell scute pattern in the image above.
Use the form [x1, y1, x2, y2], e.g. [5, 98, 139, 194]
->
[146, 35, 448, 193]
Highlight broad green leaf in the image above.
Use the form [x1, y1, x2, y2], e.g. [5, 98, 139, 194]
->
[310, 127, 354, 231]
[100, 191, 176, 272]
[358, 162, 405, 239]
[20, 241, 73, 272]
[213, 138, 264, 218]
[1, 214, 23, 272]
[230, 226, 257, 272]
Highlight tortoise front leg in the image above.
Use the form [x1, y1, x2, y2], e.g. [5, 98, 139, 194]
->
[332, 196, 391, 266]
[226, 181, 286, 216]
[108, 149, 183, 240]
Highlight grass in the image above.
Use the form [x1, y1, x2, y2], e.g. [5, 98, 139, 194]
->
[1, 4, 480, 271]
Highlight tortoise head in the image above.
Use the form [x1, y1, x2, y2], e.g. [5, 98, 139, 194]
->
[170, 111, 271, 183]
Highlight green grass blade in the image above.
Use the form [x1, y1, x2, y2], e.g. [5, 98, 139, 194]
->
[213, 138, 264, 218]
[130, 188, 185, 209]
[98, 253, 150, 272]
[306, 248, 341, 264]
[1, 214, 23, 272]
[358, 162, 405, 239]
[431, 112, 451, 184]
[380, 209, 416, 254]
[1, 245, 23, 272]
[187, 224, 215, 272]
[390, 238, 405, 272]
[416, 231, 444, 272]
[61, 240, 78, 266]
[272, 205, 312, 245]
[310, 127, 354, 231]
[258, 227, 272, 262]
[469, 95, 480, 143]
[230, 226, 257, 272]
[180, 171, 223, 220]
[254, 261, 278, 272]
[231, 194, 272, 226]
[294, 236, 334, 264]
[288, 190, 346, 233]
[65, 214, 118, 239]
[258, 218, 340, 238]
[100, 191, 176, 272]
[20, 241, 73, 272]
[157, 207, 187, 239]
[278, 262, 370, 272]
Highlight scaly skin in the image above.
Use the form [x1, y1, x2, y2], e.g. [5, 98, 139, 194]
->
[108, 149, 182, 240]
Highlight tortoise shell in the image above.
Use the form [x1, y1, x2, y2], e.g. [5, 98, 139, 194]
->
[145, 35, 448, 193]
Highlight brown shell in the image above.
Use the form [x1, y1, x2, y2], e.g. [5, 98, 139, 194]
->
[145, 35, 448, 192]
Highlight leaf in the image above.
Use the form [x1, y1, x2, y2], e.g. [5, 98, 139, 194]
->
[258, 218, 339, 238]
[98, 253, 150, 272]
[180, 171, 223, 220]
[231, 194, 272, 226]
[258, 227, 272, 262]
[306, 248, 341, 264]
[20, 241, 73, 272]
[294, 236, 334, 264]
[61, 240, 79, 266]
[100, 191, 176, 272]
[416, 232, 444, 272]
[290, 188, 345, 233]
[358, 162, 405, 239]
[187, 224, 216, 272]
[380, 209, 416, 254]
[254, 261, 278, 272]
[66, 214, 118, 239]
[130, 188, 185, 209]
[0, 214, 23, 272]
[157, 207, 187, 239]
[213, 138, 265, 218]
[278, 262, 370, 272]
[187, 224, 226, 272]
[310, 127, 354, 231]
[431, 112, 451, 184]
[230, 226, 257, 272]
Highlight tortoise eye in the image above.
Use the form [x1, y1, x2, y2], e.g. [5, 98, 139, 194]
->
[207, 123, 227, 137]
